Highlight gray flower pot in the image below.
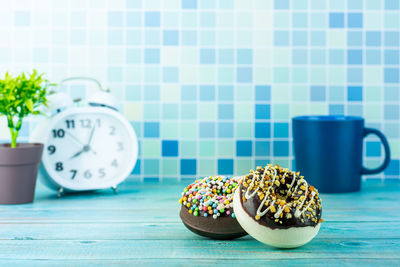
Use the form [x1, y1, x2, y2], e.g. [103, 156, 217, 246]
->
[0, 143, 43, 204]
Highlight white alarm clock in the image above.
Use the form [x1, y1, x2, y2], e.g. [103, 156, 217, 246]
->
[31, 77, 138, 196]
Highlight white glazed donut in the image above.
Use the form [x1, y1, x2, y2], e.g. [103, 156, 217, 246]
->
[233, 164, 323, 248]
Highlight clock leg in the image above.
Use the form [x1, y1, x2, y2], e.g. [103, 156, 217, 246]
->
[111, 185, 118, 194]
[57, 187, 64, 198]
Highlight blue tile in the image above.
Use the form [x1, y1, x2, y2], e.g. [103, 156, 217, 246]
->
[348, 0, 363, 10]
[218, 159, 234, 175]
[236, 140, 252, 156]
[310, 31, 326, 46]
[71, 12, 86, 27]
[292, 13, 308, 28]
[292, 31, 307, 46]
[310, 50, 325, 64]
[144, 122, 159, 138]
[71, 30, 86, 45]
[237, 49, 252, 64]
[366, 50, 381, 64]
[145, 12, 160, 27]
[33, 48, 48, 63]
[274, 0, 289, 9]
[385, 0, 399, 9]
[347, 86, 363, 101]
[329, 13, 345, 28]
[131, 159, 141, 174]
[218, 104, 234, 119]
[200, 85, 215, 101]
[126, 12, 142, 26]
[310, 86, 326, 101]
[144, 85, 160, 101]
[108, 30, 123, 45]
[292, 49, 308, 64]
[163, 30, 179, 46]
[348, 104, 363, 117]
[200, 12, 216, 27]
[218, 122, 234, 138]
[329, 50, 345, 64]
[108, 11, 123, 27]
[255, 122, 271, 138]
[273, 123, 289, 138]
[384, 32, 400, 46]
[126, 48, 141, 64]
[273, 141, 289, 157]
[181, 31, 197, 45]
[255, 141, 270, 156]
[14, 11, 30, 26]
[144, 30, 160, 45]
[182, 0, 197, 9]
[255, 85, 271, 101]
[126, 0, 141, 8]
[384, 160, 399, 175]
[384, 105, 399, 120]
[181, 104, 197, 120]
[366, 31, 381, 46]
[274, 31, 290, 46]
[366, 141, 381, 157]
[218, 49, 234, 64]
[199, 122, 215, 138]
[107, 67, 123, 82]
[181, 85, 197, 101]
[163, 67, 179, 83]
[126, 85, 141, 101]
[200, 49, 216, 64]
[384, 50, 399, 65]
[347, 68, 363, 83]
[255, 104, 271, 120]
[162, 140, 179, 157]
[144, 48, 160, 64]
[347, 50, 363, 64]
[329, 104, 345, 115]
[384, 68, 400, 83]
[181, 159, 197, 175]
[163, 103, 178, 118]
[218, 86, 234, 101]
[347, 31, 363, 46]
[237, 68, 252, 83]
[347, 13, 362, 28]
[384, 87, 400, 101]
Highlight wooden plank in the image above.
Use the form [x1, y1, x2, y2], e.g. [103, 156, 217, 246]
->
[0, 239, 398, 260]
[0, 221, 398, 240]
[0, 258, 397, 267]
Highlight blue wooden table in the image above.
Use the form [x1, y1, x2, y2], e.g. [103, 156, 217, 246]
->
[0, 179, 399, 266]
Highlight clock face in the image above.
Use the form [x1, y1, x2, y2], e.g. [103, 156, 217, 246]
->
[41, 108, 137, 190]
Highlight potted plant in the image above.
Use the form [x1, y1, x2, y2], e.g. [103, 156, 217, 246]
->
[0, 70, 49, 204]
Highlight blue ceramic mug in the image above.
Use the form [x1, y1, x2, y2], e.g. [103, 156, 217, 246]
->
[292, 116, 390, 193]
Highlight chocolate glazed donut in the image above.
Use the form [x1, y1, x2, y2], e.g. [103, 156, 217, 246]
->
[233, 164, 323, 248]
[179, 176, 247, 240]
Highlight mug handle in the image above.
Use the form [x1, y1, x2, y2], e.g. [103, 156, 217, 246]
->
[361, 128, 391, 175]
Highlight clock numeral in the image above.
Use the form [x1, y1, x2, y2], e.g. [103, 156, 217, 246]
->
[98, 168, 106, 178]
[95, 119, 101, 127]
[55, 162, 63, 172]
[80, 119, 92, 128]
[117, 142, 124, 151]
[84, 170, 92, 179]
[109, 126, 116, 135]
[52, 129, 65, 138]
[47, 145, 56, 155]
[111, 159, 118, 167]
[65, 120, 75, 129]
[70, 169, 77, 179]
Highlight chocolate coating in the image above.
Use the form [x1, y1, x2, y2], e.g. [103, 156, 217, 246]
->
[180, 206, 247, 239]
[239, 166, 322, 229]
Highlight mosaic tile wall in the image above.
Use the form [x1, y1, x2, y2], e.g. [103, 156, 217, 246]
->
[0, 0, 399, 181]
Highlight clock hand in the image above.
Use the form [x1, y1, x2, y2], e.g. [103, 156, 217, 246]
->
[87, 126, 96, 146]
[66, 132, 85, 146]
[70, 149, 85, 159]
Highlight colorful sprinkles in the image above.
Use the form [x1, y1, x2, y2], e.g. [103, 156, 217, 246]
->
[179, 176, 241, 219]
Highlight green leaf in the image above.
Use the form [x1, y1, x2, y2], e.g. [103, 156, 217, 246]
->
[25, 99, 34, 112]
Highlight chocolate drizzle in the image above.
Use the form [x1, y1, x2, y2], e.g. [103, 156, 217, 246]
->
[240, 165, 322, 229]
